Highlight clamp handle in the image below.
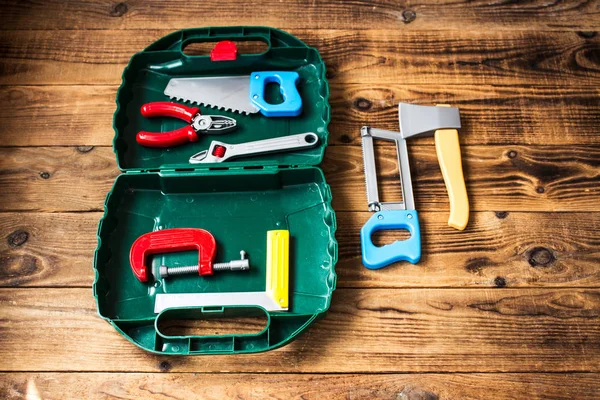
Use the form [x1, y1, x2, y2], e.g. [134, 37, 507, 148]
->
[435, 105, 469, 230]
[129, 228, 217, 282]
[249, 71, 302, 117]
[136, 102, 201, 148]
[360, 210, 421, 269]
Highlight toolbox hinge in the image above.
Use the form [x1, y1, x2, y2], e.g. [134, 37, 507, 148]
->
[121, 164, 315, 175]
[123, 169, 153, 174]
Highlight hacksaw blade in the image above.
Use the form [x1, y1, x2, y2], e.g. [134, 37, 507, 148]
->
[164, 76, 260, 115]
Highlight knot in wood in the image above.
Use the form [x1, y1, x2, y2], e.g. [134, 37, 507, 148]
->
[577, 31, 597, 39]
[402, 9, 416, 24]
[528, 247, 556, 267]
[110, 2, 128, 17]
[8, 230, 29, 247]
[76, 146, 95, 153]
[339, 134, 352, 144]
[399, 386, 439, 400]
[494, 276, 507, 288]
[353, 97, 372, 111]
[158, 360, 172, 372]
[325, 65, 337, 80]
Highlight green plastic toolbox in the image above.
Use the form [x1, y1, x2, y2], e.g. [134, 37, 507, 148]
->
[92, 27, 338, 355]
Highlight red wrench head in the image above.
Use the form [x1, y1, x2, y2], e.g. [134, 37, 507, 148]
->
[129, 228, 217, 282]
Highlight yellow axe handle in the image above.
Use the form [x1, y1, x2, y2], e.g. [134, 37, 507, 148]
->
[435, 105, 469, 230]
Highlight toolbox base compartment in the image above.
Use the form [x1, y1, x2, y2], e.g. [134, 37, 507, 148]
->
[94, 167, 336, 354]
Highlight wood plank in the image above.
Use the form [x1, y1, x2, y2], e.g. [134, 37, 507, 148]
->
[1, 288, 599, 372]
[0, 0, 598, 31]
[2, 211, 599, 288]
[0, 86, 116, 147]
[2, 84, 600, 147]
[1, 372, 598, 400]
[3, 145, 598, 212]
[325, 144, 600, 212]
[1, 30, 598, 86]
[335, 211, 600, 288]
[0, 213, 97, 287]
[0, 147, 119, 212]
[330, 84, 600, 146]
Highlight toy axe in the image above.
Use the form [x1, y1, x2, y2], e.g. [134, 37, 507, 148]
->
[360, 103, 469, 269]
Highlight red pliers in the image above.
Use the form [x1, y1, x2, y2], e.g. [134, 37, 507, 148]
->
[136, 102, 237, 148]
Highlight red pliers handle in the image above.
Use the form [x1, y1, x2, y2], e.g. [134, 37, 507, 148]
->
[137, 102, 201, 148]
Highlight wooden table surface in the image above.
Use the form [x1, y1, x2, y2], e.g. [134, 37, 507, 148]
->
[0, 1, 599, 399]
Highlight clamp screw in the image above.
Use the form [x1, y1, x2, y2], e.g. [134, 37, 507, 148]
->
[213, 250, 249, 271]
[160, 250, 249, 279]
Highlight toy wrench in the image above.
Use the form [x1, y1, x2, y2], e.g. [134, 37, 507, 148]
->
[189, 132, 319, 163]
[136, 102, 237, 148]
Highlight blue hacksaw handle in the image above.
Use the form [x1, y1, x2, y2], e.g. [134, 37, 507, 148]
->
[249, 71, 302, 117]
[360, 210, 422, 269]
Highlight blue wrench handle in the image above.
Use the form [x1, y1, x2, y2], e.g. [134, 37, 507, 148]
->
[249, 71, 302, 117]
[360, 210, 422, 269]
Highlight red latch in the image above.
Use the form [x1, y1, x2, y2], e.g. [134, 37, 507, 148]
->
[210, 40, 238, 61]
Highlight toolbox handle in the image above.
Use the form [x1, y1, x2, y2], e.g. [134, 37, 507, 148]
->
[155, 306, 272, 354]
[145, 27, 309, 56]
[360, 210, 422, 269]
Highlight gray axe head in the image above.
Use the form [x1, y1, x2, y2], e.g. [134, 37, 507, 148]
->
[399, 103, 461, 139]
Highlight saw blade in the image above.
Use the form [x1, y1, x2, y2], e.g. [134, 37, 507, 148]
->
[164, 76, 260, 115]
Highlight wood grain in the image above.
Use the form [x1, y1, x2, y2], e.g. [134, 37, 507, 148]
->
[0, 145, 598, 213]
[9, 144, 600, 211]
[0, 147, 119, 212]
[2, 84, 600, 147]
[1, 30, 598, 86]
[335, 211, 600, 288]
[0, 0, 598, 31]
[0, 86, 117, 146]
[0, 0, 598, 390]
[326, 144, 600, 212]
[2, 211, 599, 288]
[1, 288, 599, 373]
[1, 372, 598, 400]
[330, 84, 600, 146]
[0, 213, 97, 287]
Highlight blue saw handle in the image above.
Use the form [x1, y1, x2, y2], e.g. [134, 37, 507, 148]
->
[249, 71, 302, 117]
[360, 210, 422, 269]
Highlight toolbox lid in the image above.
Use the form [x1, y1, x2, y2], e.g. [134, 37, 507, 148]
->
[112, 27, 330, 172]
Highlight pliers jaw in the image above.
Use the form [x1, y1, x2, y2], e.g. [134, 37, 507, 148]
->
[191, 115, 237, 135]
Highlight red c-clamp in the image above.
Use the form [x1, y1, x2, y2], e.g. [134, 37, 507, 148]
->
[129, 228, 249, 282]
[130, 228, 215, 282]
